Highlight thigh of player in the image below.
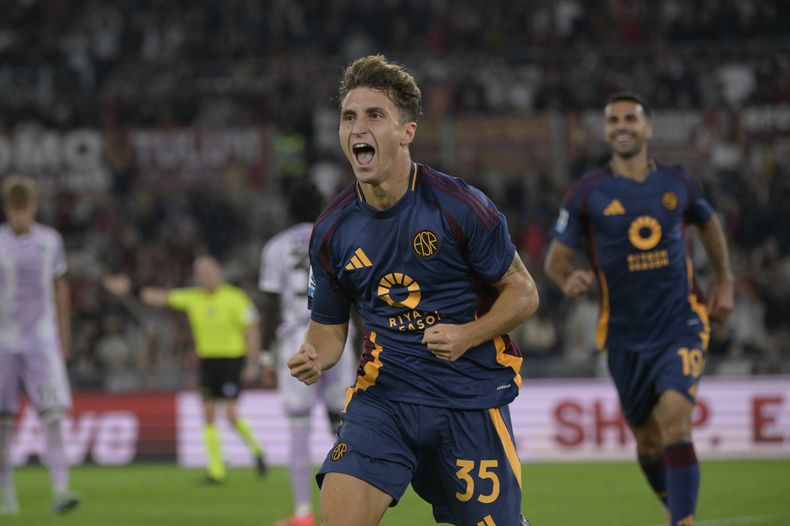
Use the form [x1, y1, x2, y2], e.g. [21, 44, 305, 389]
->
[20, 351, 72, 414]
[316, 393, 416, 510]
[276, 333, 319, 416]
[412, 405, 523, 526]
[279, 368, 319, 417]
[607, 349, 658, 428]
[0, 354, 23, 415]
[200, 357, 244, 400]
[654, 335, 707, 403]
[608, 335, 706, 428]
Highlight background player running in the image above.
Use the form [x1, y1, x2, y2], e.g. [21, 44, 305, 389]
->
[545, 92, 734, 526]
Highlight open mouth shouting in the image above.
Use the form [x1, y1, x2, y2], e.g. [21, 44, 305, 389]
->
[352, 142, 376, 167]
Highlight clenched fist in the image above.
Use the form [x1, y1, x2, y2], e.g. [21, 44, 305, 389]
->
[287, 343, 322, 385]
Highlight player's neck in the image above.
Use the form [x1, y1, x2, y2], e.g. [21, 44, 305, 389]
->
[359, 158, 412, 211]
[610, 153, 653, 182]
[9, 224, 32, 236]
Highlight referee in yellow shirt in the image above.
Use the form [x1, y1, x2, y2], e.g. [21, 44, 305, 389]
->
[104, 256, 266, 483]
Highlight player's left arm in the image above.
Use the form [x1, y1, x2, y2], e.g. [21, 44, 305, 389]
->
[242, 322, 262, 383]
[257, 291, 280, 387]
[695, 214, 734, 322]
[241, 295, 262, 384]
[423, 252, 539, 362]
[54, 275, 71, 361]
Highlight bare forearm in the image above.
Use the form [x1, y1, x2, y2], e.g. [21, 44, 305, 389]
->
[304, 320, 348, 371]
[140, 287, 171, 307]
[465, 256, 539, 348]
[466, 286, 538, 348]
[544, 241, 574, 289]
[244, 325, 261, 366]
[697, 216, 733, 281]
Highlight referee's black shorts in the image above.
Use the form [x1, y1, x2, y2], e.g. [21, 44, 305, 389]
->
[199, 357, 244, 400]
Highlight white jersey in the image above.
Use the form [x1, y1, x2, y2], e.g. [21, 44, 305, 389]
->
[0, 223, 67, 355]
[260, 222, 356, 415]
[259, 222, 314, 341]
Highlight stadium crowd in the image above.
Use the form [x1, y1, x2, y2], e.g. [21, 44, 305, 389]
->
[0, 0, 788, 390]
[1, 0, 789, 129]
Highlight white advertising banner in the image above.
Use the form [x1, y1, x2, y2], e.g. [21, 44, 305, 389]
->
[176, 377, 790, 467]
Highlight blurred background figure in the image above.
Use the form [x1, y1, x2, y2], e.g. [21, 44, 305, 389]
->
[0, 175, 80, 515]
[258, 180, 358, 526]
[103, 256, 266, 483]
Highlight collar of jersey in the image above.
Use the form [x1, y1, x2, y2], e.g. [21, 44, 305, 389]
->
[355, 162, 418, 218]
[608, 158, 657, 182]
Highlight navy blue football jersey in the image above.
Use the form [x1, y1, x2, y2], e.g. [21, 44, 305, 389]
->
[308, 162, 521, 410]
[550, 162, 713, 353]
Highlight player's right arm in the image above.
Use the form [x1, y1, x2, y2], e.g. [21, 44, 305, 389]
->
[258, 291, 280, 386]
[102, 274, 171, 306]
[545, 182, 595, 298]
[544, 240, 595, 298]
[54, 275, 71, 361]
[140, 287, 171, 308]
[287, 320, 349, 385]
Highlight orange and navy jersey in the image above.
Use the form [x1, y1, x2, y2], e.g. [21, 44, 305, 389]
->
[308, 162, 521, 410]
[550, 161, 713, 353]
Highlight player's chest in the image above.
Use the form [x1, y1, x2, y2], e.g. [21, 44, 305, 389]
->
[333, 213, 466, 293]
[0, 236, 47, 282]
[587, 184, 687, 243]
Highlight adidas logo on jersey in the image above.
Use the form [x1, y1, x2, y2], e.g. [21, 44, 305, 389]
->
[603, 199, 626, 216]
[345, 248, 373, 270]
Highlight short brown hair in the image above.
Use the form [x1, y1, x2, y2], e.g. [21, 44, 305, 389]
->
[338, 55, 422, 123]
[1, 175, 38, 209]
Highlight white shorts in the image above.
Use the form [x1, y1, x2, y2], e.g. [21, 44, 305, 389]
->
[276, 331, 356, 417]
[0, 351, 72, 415]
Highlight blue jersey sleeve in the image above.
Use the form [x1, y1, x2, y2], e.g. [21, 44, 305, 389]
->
[681, 171, 714, 225]
[550, 184, 586, 248]
[459, 186, 516, 284]
[308, 230, 351, 325]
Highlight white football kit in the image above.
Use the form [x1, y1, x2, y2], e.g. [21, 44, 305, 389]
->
[260, 223, 355, 416]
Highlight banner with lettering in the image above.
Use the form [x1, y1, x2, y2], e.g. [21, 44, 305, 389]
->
[11, 377, 790, 467]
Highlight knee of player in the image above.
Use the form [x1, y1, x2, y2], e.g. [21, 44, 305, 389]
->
[662, 419, 692, 443]
[635, 435, 663, 457]
[38, 409, 63, 425]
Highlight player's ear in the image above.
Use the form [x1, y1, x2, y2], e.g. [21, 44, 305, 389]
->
[400, 121, 417, 146]
[644, 120, 654, 140]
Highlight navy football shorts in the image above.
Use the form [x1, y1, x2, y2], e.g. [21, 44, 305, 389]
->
[316, 391, 523, 526]
[607, 333, 707, 427]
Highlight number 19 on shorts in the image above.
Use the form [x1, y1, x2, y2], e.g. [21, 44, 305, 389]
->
[677, 347, 704, 378]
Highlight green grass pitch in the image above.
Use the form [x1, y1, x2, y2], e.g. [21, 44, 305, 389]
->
[3, 460, 789, 525]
